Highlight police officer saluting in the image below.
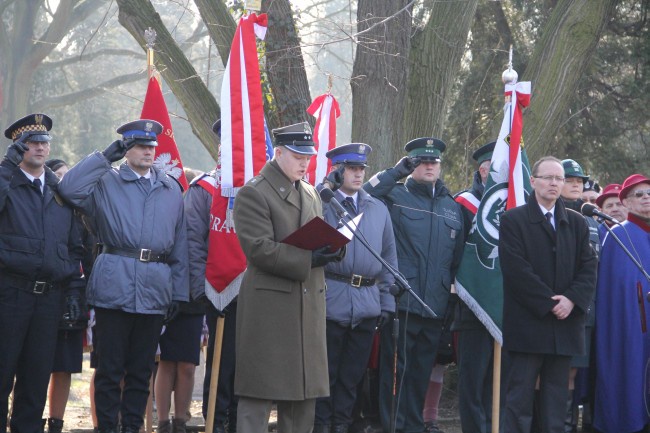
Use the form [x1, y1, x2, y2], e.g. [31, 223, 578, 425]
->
[0, 114, 84, 433]
[58, 119, 189, 433]
[364, 138, 465, 433]
[314, 143, 397, 433]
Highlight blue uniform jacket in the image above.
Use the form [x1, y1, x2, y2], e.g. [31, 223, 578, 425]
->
[58, 152, 189, 314]
[0, 161, 84, 293]
[320, 187, 397, 327]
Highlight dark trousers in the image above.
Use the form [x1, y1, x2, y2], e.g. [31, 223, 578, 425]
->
[378, 312, 443, 433]
[93, 308, 164, 430]
[315, 318, 376, 427]
[457, 327, 494, 433]
[202, 302, 238, 429]
[503, 351, 571, 433]
[0, 286, 63, 433]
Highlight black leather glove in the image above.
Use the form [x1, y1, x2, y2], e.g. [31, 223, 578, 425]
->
[163, 301, 182, 324]
[323, 165, 345, 192]
[376, 310, 392, 330]
[392, 156, 421, 179]
[311, 245, 343, 268]
[64, 293, 81, 324]
[3, 134, 30, 167]
[102, 140, 127, 162]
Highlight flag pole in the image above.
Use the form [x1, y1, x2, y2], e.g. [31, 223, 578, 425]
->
[492, 45, 518, 433]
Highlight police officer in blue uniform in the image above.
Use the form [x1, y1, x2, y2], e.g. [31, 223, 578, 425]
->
[314, 143, 397, 433]
[0, 114, 83, 433]
[364, 138, 465, 433]
[58, 119, 189, 433]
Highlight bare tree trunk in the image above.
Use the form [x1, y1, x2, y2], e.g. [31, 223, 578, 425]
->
[522, 0, 617, 160]
[193, 0, 236, 65]
[116, 0, 220, 160]
[262, 0, 313, 129]
[352, 0, 413, 174]
[404, 0, 479, 141]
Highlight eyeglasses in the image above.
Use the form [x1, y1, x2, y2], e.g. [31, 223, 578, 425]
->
[631, 189, 650, 198]
[533, 175, 565, 183]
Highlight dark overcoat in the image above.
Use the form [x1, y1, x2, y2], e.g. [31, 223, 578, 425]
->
[499, 192, 597, 355]
[233, 160, 329, 400]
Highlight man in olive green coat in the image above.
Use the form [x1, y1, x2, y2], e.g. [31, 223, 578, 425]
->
[233, 122, 344, 433]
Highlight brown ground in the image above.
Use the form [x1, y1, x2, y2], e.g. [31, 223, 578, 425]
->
[54, 355, 463, 433]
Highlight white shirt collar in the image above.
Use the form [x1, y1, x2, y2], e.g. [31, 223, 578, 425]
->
[20, 169, 45, 192]
[338, 190, 359, 206]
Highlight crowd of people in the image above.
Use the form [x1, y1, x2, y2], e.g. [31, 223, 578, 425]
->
[0, 112, 648, 433]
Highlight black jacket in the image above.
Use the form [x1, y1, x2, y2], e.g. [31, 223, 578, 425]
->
[499, 192, 597, 355]
[0, 162, 84, 293]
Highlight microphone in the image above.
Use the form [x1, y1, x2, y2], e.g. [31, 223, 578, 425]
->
[319, 187, 350, 219]
[581, 202, 621, 225]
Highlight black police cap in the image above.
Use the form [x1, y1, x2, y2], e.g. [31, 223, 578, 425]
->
[5, 113, 53, 142]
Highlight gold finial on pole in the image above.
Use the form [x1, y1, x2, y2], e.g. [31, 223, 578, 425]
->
[144, 28, 157, 80]
[326, 74, 333, 94]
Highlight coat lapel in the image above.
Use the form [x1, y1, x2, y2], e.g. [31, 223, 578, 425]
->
[298, 181, 317, 226]
[528, 193, 556, 242]
[262, 161, 301, 211]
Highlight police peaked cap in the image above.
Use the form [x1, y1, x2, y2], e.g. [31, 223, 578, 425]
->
[472, 141, 496, 165]
[5, 113, 53, 142]
[326, 143, 372, 166]
[404, 137, 446, 161]
[116, 119, 163, 146]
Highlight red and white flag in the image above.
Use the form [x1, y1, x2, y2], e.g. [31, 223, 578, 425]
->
[219, 13, 268, 194]
[505, 81, 531, 210]
[141, 76, 189, 190]
[305, 93, 340, 185]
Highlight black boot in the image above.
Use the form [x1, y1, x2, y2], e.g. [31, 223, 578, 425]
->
[171, 418, 186, 433]
[564, 391, 577, 433]
[47, 418, 64, 433]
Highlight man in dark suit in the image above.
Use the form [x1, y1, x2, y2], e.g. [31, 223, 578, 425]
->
[499, 156, 597, 433]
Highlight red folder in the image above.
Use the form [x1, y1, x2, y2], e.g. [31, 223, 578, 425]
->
[281, 216, 352, 252]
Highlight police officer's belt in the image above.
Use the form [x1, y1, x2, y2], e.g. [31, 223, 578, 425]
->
[101, 245, 168, 263]
[3, 273, 58, 294]
[325, 271, 376, 287]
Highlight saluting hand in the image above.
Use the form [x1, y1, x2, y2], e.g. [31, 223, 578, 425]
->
[551, 295, 575, 320]
[3, 133, 30, 167]
[392, 156, 421, 179]
[323, 165, 345, 192]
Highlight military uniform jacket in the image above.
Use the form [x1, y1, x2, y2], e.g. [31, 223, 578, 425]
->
[0, 162, 84, 292]
[364, 168, 465, 318]
[233, 160, 329, 400]
[499, 193, 597, 355]
[321, 187, 397, 327]
[58, 152, 189, 314]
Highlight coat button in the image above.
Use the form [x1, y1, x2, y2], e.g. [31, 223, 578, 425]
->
[280, 187, 285, 192]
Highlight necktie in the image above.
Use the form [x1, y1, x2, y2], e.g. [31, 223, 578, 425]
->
[545, 212, 554, 231]
[33, 178, 42, 195]
[139, 176, 151, 193]
[343, 197, 357, 214]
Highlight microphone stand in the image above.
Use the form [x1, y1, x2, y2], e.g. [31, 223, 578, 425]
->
[599, 217, 650, 332]
[326, 194, 436, 433]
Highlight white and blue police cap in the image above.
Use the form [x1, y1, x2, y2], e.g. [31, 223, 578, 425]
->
[116, 119, 163, 146]
[326, 143, 372, 167]
[272, 122, 317, 156]
[5, 113, 53, 142]
[404, 137, 446, 161]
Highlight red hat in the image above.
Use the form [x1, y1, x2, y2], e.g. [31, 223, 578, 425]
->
[596, 183, 622, 208]
[620, 174, 650, 200]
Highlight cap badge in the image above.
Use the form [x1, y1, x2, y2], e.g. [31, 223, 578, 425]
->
[358, 144, 365, 154]
[145, 122, 153, 132]
[426, 139, 434, 146]
[34, 114, 43, 125]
